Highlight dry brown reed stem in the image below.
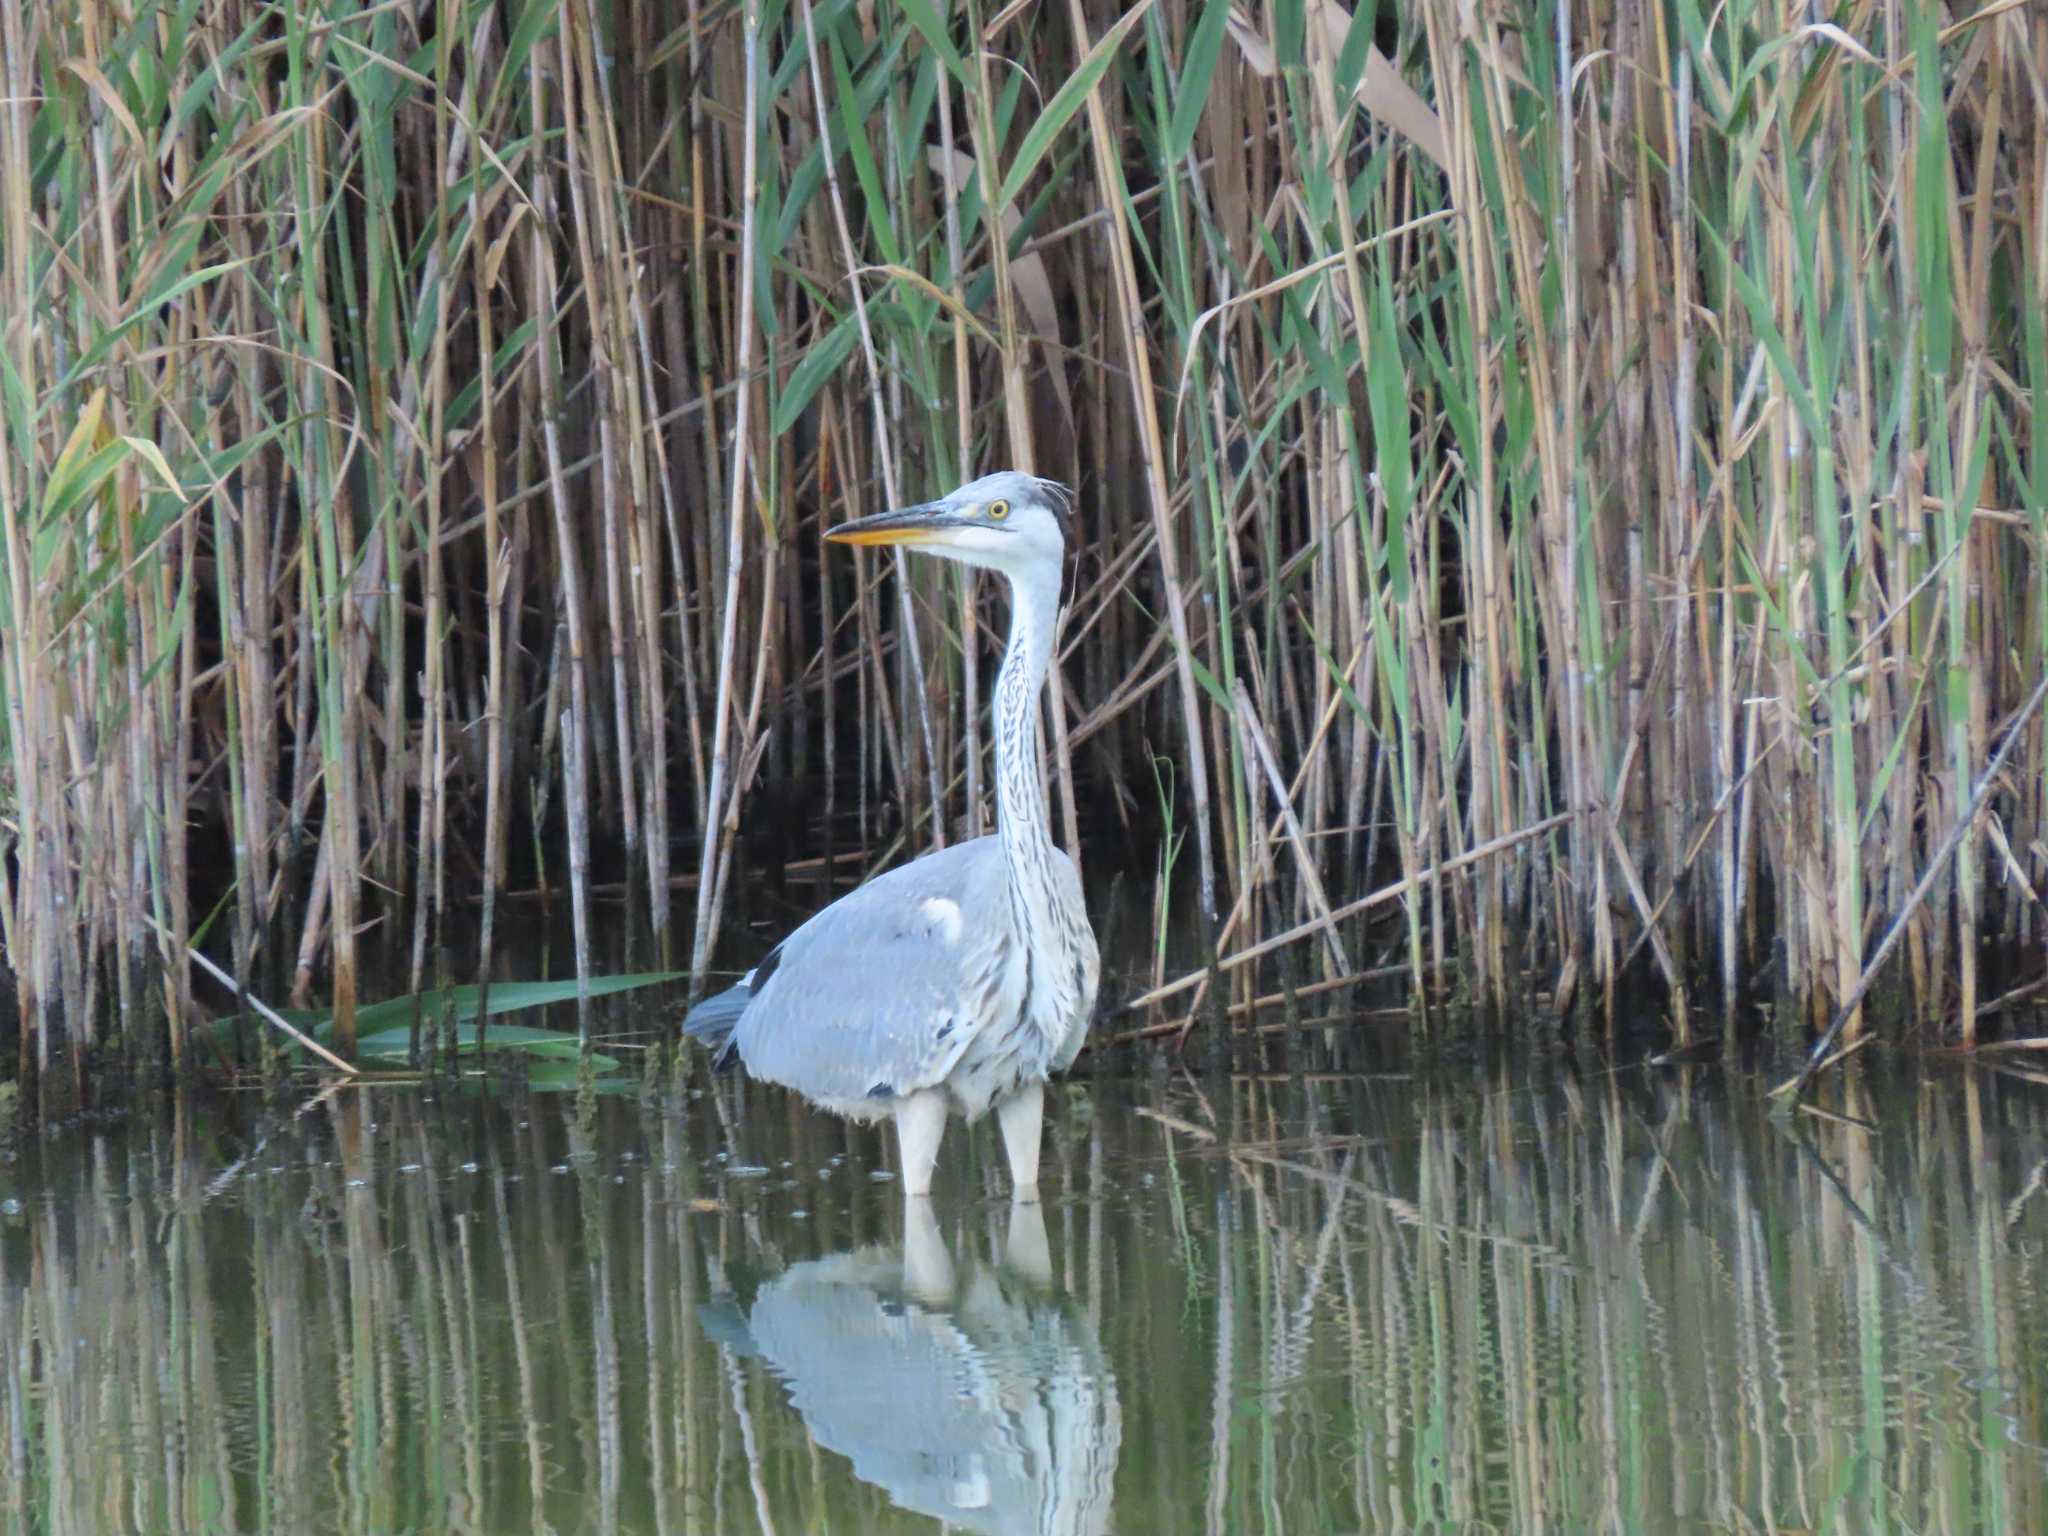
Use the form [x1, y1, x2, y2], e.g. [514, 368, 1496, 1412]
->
[165, 919, 357, 1076]
[687, 0, 765, 998]
[409, 0, 457, 1012]
[1168, 632, 1368, 1024]
[935, 67, 984, 838]
[1141, 813, 1576, 1019]
[3, 1, 2046, 1076]
[1783, 669, 2048, 1099]
[1232, 679, 1348, 979]
[471, 3, 512, 1035]
[963, 3, 1085, 865]
[793, 0, 945, 850]
[1065, 0, 1220, 955]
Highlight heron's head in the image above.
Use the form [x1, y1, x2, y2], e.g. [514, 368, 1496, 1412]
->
[824, 471, 1071, 580]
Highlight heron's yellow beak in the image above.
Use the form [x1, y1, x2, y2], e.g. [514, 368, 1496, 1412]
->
[825, 524, 936, 547]
[824, 503, 963, 547]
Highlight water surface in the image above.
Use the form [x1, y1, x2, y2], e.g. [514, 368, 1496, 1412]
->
[4, 1050, 2046, 1533]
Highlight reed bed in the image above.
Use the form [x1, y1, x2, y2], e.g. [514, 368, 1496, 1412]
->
[1, 0, 2045, 1083]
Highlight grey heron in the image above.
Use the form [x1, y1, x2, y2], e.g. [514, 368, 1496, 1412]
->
[685, 471, 1100, 1200]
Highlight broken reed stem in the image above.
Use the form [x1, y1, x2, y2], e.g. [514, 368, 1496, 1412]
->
[1232, 680, 1350, 979]
[1138, 814, 1575, 1015]
[163, 918, 357, 1076]
[1783, 671, 2048, 1099]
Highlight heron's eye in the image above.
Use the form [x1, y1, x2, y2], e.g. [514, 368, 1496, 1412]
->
[986, 499, 1010, 521]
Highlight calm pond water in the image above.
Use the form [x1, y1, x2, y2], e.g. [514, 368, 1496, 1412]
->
[4, 1043, 2047, 1534]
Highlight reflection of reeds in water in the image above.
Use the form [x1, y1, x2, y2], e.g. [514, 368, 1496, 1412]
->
[1166, 1067, 2048, 1533]
[1, 1073, 2044, 1532]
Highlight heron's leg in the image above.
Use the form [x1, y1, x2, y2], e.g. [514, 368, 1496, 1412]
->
[894, 1089, 948, 1198]
[996, 1081, 1044, 1200]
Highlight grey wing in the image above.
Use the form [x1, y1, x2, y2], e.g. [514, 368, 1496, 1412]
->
[729, 839, 1013, 1108]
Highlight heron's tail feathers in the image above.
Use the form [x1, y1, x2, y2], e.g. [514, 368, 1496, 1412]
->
[685, 943, 781, 1067]
[682, 981, 750, 1055]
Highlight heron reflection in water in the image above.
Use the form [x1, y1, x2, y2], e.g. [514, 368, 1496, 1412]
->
[686, 473, 1100, 1201]
[699, 1201, 1119, 1535]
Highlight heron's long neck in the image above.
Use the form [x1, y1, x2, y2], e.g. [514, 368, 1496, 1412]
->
[992, 566, 1062, 916]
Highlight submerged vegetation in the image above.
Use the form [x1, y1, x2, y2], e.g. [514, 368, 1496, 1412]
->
[1, 0, 2044, 1085]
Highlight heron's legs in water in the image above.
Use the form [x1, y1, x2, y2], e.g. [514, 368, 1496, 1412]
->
[895, 1089, 948, 1198]
[997, 1082, 1044, 1200]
